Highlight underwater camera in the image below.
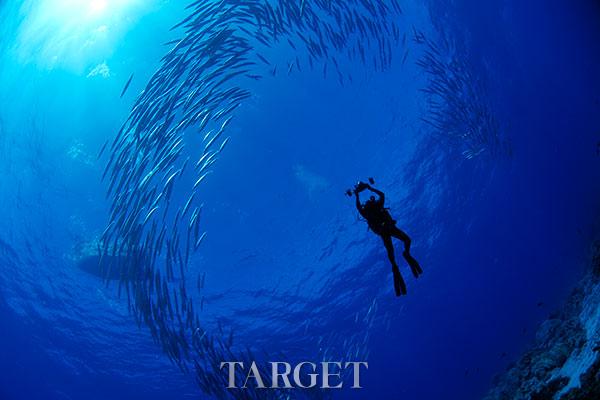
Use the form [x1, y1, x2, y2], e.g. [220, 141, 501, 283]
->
[346, 177, 375, 196]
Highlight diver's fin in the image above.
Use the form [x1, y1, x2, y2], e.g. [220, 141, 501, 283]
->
[392, 266, 407, 296]
[403, 251, 423, 278]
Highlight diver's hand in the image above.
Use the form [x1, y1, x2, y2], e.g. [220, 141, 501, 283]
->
[355, 181, 368, 192]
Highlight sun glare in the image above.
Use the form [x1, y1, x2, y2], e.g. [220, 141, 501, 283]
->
[89, 0, 109, 16]
[15, 0, 146, 72]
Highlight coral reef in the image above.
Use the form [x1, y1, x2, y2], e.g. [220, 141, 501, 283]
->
[484, 242, 600, 400]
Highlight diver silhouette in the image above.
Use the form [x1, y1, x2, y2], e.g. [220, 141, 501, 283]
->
[348, 179, 422, 296]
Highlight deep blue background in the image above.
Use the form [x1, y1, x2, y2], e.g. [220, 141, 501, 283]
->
[1, 0, 600, 399]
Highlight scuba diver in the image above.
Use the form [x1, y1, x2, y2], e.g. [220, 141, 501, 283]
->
[347, 178, 422, 296]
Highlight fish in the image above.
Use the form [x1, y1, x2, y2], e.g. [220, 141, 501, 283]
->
[193, 170, 212, 189]
[143, 206, 159, 225]
[203, 116, 233, 153]
[195, 232, 207, 250]
[97, 139, 109, 160]
[218, 137, 230, 152]
[100, 0, 407, 395]
[181, 193, 195, 220]
[120, 73, 135, 98]
[256, 53, 271, 66]
[402, 49, 409, 65]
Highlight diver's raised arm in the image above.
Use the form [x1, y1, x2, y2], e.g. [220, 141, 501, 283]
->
[354, 190, 363, 210]
[367, 185, 385, 203]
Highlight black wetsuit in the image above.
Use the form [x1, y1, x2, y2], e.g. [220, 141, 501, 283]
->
[355, 185, 422, 296]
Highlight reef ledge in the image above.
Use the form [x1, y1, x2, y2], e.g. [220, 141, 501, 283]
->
[484, 242, 600, 400]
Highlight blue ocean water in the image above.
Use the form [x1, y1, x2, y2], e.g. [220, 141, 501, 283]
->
[0, 1, 599, 399]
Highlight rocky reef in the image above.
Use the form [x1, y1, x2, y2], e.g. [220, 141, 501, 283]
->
[484, 243, 600, 400]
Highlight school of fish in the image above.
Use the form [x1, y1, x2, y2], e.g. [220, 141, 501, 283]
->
[95, 1, 484, 398]
[415, 32, 511, 160]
